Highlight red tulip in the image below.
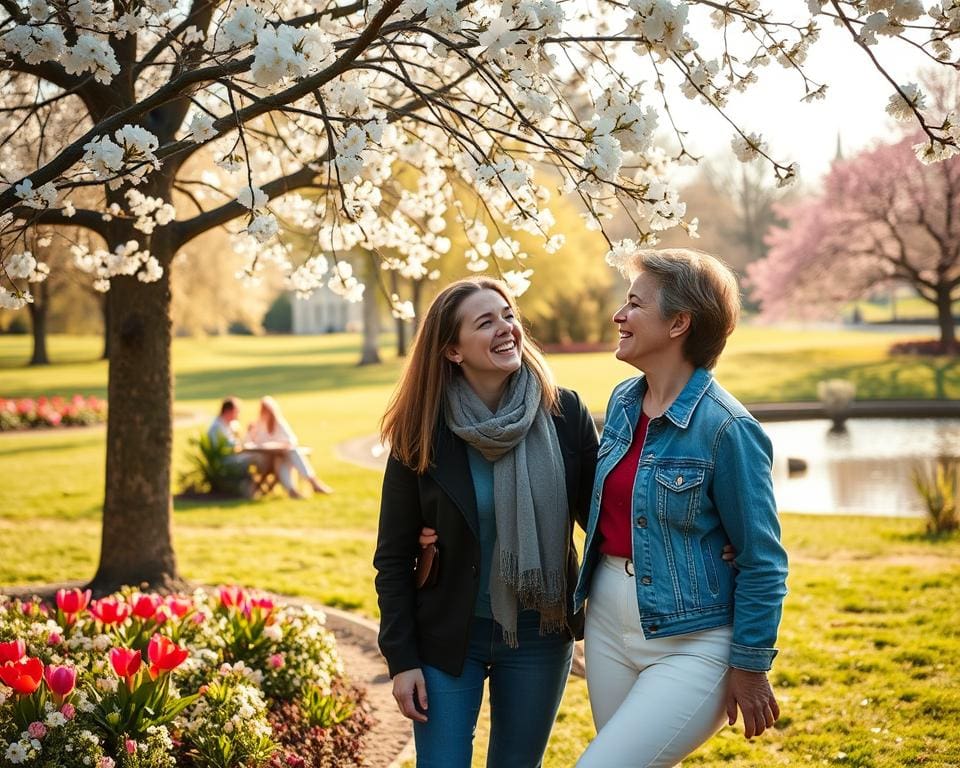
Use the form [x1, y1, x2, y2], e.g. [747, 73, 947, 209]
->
[130, 594, 161, 621]
[90, 598, 132, 625]
[56, 588, 92, 615]
[109, 647, 142, 679]
[0, 639, 26, 664]
[165, 597, 192, 618]
[217, 585, 247, 609]
[0, 657, 44, 695]
[147, 634, 189, 678]
[43, 665, 76, 698]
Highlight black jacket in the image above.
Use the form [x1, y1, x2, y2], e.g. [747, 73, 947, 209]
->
[374, 388, 599, 678]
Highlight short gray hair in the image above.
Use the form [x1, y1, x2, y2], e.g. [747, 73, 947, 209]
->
[613, 248, 741, 369]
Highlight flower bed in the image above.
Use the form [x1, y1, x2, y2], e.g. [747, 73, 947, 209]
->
[0, 397, 107, 431]
[0, 587, 370, 768]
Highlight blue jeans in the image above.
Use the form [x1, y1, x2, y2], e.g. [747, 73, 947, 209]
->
[414, 611, 573, 768]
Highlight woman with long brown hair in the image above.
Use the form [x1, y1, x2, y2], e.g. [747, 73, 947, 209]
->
[246, 395, 333, 497]
[373, 277, 598, 768]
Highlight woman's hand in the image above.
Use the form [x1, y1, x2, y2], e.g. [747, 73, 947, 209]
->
[392, 668, 429, 723]
[721, 543, 736, 563]
[419, 527, 438, 547]
[725, 668, 779, 738]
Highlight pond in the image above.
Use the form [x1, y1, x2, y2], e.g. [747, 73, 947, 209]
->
[765, 418, 960, 517]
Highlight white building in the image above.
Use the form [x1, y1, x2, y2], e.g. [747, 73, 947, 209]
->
[291, 285, 363, 334]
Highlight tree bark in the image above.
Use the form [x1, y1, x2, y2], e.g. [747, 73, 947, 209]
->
[27, 297, 49, 366]
[88, 207, 181, 595]
[392, 271, 407, 358]
[100, 294, 111, 360]
[359, 253, 381, 365]
[935, 286, 957, 355]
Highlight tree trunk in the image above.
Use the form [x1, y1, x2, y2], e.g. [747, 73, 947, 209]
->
[392, 271, 407, 358]
[935, 287, 957, 355]
[100, 295, 111, 360]
[88, 219, 181, 595]
[27, 299, 49, 366]
[359, 254, 381, 365]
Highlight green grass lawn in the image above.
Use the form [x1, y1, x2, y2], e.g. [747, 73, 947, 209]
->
[1, 328, 959, 767]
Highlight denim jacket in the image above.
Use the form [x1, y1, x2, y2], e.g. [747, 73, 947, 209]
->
[573, 368, 788, 672]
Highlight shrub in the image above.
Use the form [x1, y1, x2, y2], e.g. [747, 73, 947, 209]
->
[0, 586, 370, 768]
[912, 458, 960, 534]
[263, 295, 292, 334]
[178, 433, 249, 497]
[0, 396, 107, 432]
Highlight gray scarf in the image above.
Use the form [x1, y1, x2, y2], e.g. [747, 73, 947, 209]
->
[444, 365, 569, 646]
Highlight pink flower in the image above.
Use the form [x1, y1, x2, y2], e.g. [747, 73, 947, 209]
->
[125, 739, 137, 754]
[27, 722, 46, 739]
[165, 597, 192, 618]
[269, 653, 285, 670]
[100, 758, 116, 768]
[218, 585, 247, 610]
[43, 665, 76, 699]
[61, 702, 76, 720]
[56, 588, 92, 616]
[47, 632, 62, 647]
[90, 597, 132, 625]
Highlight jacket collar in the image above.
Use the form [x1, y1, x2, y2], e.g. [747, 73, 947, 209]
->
[616, 367, 713, 429]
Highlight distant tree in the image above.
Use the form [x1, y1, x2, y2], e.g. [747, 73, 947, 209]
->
[749, 134, 960, 353]
[263, 293, 293, 334]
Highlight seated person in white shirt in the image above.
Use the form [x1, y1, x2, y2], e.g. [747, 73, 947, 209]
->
[245, 396, 333, 498]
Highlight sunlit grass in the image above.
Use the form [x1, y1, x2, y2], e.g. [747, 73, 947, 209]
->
[2, 329, 959, 766]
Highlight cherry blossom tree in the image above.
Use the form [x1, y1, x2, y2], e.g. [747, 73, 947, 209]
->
[749, 132, 960, 353]
[2, 0, 960, 591]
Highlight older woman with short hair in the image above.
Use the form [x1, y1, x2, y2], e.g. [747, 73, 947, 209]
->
[574, 247, 789, 767]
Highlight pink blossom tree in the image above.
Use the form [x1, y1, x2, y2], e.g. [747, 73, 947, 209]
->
[749, 134, 960, 354]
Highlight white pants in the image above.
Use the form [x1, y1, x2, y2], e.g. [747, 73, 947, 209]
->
[276, 448, 316, 491]
[576, 555, 732, 768]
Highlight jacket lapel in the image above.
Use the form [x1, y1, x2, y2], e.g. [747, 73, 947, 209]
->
[428, 424, 480, 539]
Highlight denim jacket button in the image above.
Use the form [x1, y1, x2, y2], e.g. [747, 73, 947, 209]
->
[648, 624, 658, 633]
[636, 516, 648, 528]
[640, 575, 652, 585]
[675, 475, 684, 486]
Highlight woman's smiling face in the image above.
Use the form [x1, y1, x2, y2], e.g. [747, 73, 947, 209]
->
[446, 288, 523, 380]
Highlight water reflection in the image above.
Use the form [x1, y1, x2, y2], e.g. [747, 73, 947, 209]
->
[764, 418, 960, 517]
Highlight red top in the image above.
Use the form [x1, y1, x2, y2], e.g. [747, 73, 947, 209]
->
[598, 412, 649, 558]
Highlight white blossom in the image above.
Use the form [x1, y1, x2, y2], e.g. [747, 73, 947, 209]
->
[886, 83, 926, 121]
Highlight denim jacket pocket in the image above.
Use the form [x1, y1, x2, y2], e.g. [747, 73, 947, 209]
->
[654, 466, 706, 527]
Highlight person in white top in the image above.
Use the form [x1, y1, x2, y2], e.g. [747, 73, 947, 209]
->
[245, 396, 333, 498]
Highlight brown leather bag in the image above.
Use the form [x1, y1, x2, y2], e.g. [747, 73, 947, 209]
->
[414, 543, 440, 589]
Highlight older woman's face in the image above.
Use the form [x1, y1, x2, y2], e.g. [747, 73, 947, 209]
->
[612, 271, 678, 369]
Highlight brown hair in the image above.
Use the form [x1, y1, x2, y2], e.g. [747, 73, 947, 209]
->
[220, 397, 239, 416]
[380, 277, 559, 473]
[613, 248, 740, 370]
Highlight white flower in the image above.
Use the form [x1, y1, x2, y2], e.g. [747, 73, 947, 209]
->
[247, 213, 279, 243]
[390, 294, 415, 320]
[186, 113, 217, 143]
[220, 5, 265, 48]
[61, 34, 121, 84]
[4, 741, 28, 764]
[237, 186, 268, 210]
[913, 139, 960, 164]
[82, 136, 124, 177]
[886, 83, 926, 121]
[478, 17, 520, 58]
[45, 711, 67, 728]
[731, 132, 768, 162]
[8, 251, 38, 279]
[583, 133, 623, 181]
[138, 256, 162, 282]
[502, 269, 533, 297]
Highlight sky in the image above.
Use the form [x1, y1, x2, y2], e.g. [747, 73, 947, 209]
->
[645, 6, 933, 189]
